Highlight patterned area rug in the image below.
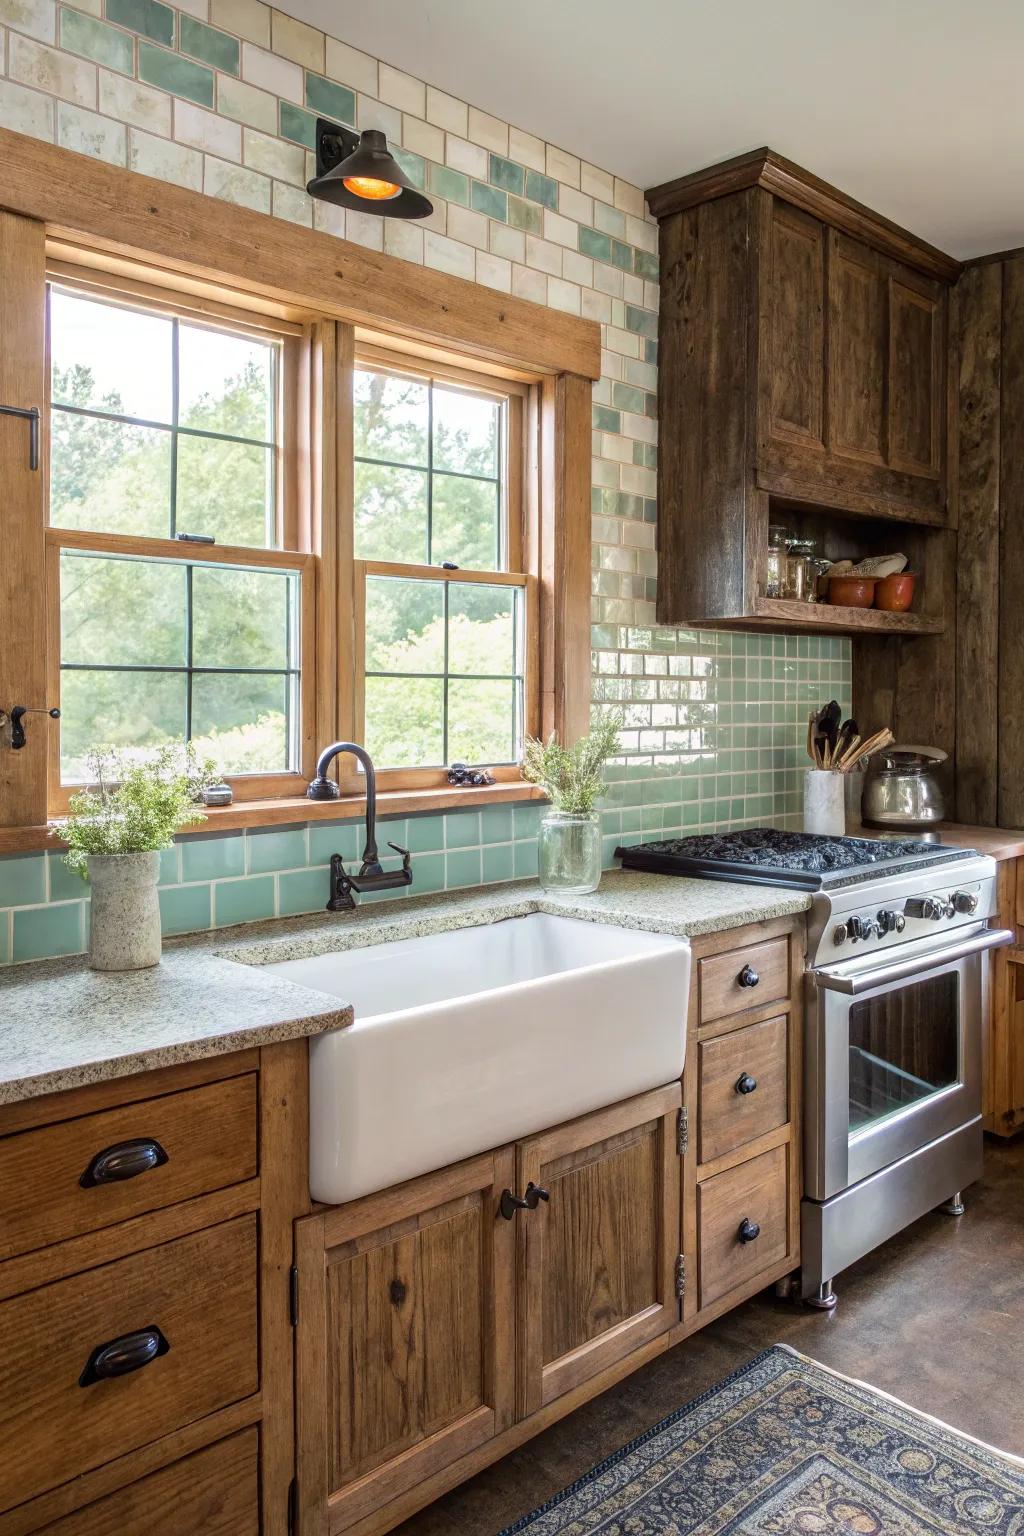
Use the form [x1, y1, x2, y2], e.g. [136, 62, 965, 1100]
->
[499, 1346, 1024, 1534]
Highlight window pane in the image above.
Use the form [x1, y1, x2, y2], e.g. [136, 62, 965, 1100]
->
[51, 289, 173, 423]
[191, 672, 292, 773]
[447, 679, 516, 763]
[178, 324, 276, 443]
[60, 669, 186, 781]
[176, 435, 275, 547]
[432, 386, 499, 477]
[191, 566, 292, 670]
[364, 576, 444, 673]
[431, 473, 500, 570]
[354, 461, 428, 562]
[50, 414, 172, 537]
[354, 369, 428, 466]
[448, 584, 517, 676]
[364, 676, 444, 767]
[61, 553, 186, 666]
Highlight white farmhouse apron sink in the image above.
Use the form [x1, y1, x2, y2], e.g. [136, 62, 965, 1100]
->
[262, 912, 691, 1204]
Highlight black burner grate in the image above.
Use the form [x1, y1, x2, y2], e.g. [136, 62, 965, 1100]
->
[615, 827, 971, 891]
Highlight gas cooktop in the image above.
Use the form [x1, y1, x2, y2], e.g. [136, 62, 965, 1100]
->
[614, 827, 975, 891]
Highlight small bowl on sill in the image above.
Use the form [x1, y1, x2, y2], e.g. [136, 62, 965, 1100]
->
[874, 572, 916, 612]
[828, 575, 876, 608]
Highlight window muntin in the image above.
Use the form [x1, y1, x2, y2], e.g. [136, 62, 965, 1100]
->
[354, 366, 505, 571]
[362, 572, 525, 769]
[49, 287, 281, 549]
[57, 549, 301, 782]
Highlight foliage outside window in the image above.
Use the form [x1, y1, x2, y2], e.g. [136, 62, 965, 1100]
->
[354, 362, 527, 770]
[47, 283, 304, 785]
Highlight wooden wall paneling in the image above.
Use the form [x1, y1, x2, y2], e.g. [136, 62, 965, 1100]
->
[954, 261, 1002, 824]
[0, 211, 48, 825]
[259, 1039, 311, 1536]
[657, 191, 755, 625]
[998, 259, 1024, 828]
[539, 373, 591, 744]
[0, 129, 600, 381]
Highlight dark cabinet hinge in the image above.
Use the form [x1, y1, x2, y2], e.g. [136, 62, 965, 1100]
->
[675, 1252, 686, 1299]
[289, 1264, 299, 1327]
[287, 1477, 297, 1536]
[677, 1105, 689, 1156]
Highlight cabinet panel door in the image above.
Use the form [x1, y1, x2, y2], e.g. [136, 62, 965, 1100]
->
[766, 201, 825, 449]
[827, 230, 887, 466]
[888, 271, 943, 478]
[294, 1148, 515, 1535]
[516, 1084, 682, 1416]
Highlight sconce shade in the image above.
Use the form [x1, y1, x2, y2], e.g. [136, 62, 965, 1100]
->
[307, 127, 433, 219]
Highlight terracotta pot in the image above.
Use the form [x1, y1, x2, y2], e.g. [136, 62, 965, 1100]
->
[875, 572, 916, 612]
[828, 576, 876, 608]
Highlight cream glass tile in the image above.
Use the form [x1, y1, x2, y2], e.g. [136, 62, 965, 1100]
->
[558, 183, 591, 226]
[613, 176, 644, 216]
[204, 152, 271, 210]
[424, 228, 475, 279]
[325, 36, 376, 95]
[425, 82, 465, 135]
[489, 222, 524, 263]
[447, 202, 488, 249]
[548, 276, 581, 315]
[270, 9, 323, 70]
[475, 249, 511, 291]
[467, 104, 506, 154]
[272, 179, 312, 224]
[210, 0, 269, 47]
[241, 40, 301, 102]
[312, 198, 344, 236]
[58, 98, 124, 161]
[0, 0, 54, 45]
[9, 33, 95, 106]
[581, 161, 614, 201]
[175, 97, 241, 159]
[243, 122, 304, 181]
[445, 132, 486, 179]
[562, 249, 593, 287]
[378, 60, 423, 116]
[356, 91, 399, 139]
[216, 72, 275, 131]
[525, 233, 561, 275]
[542, 207, 577, 248]
[507, 124, 544, 172]
[546, 142, 579, 187]
[581, 287, 612, 323]
[512, 263, 546, 303]
[130, 125, 202, 187]
[384, 219, 424, 262]
[626, 213, 657, 252]
[100, 70, 171, 135]
[401, 112, 442, 161]
[345, 207, 384, 249]
[0, 74, 55, 136]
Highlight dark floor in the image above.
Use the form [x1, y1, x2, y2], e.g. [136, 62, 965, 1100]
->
[395, 1138, 1024, 1535]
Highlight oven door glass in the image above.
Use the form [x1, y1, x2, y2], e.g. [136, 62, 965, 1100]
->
[848, 972, 960, 1135]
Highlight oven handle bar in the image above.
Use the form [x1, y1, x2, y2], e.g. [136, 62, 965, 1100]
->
[814, 927, 1015, 995]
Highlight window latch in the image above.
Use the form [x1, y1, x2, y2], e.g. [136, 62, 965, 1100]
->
[2, 705, 60, 751]
[0, 404, 40, 471]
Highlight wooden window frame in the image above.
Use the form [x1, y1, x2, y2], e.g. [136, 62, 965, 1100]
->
[43, 264, 316, 813]
[0, 133, 597, 844]
[344, 346, 537, 793]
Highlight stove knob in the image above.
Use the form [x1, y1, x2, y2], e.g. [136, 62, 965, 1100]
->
[905, 897, 945, 921]
[832, 923, 849, 945]
[876, 909, 907, 935]
[847, 916, 871, 941]
[953, 890, 979, 915]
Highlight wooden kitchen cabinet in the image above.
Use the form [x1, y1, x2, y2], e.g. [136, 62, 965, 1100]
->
[515, 1084, 682, 1416]
[293, 1146, 517, 1536]
[647, 148, 959, 634]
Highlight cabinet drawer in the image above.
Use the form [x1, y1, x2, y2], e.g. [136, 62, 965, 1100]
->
[37, 1430, 259, 1536]
[699, 938, 790, 1023]
[0, 1075, 257, 1262]
[0, 1215, 258, 1511]
[697, 1144, 788, 1309]
[698, 1015, 789, 1163]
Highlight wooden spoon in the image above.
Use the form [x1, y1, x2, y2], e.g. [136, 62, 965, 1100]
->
[840, 727, 895, 773]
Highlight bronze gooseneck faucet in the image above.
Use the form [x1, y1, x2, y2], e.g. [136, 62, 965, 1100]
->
[307, 741, 413, 911]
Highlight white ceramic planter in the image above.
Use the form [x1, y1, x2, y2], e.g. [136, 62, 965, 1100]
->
[803, 770, 845, 837]
[87, 851, 162, 971]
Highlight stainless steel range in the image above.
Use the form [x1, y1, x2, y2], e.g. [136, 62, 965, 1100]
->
[617, 829, 1013, 1308]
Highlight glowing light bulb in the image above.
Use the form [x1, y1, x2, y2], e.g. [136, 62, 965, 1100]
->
[343, 175, 401, 201]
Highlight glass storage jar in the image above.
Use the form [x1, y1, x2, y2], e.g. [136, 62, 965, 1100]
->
[538, 811, 603, 895]
[785, 537, 817, 602]
[765, 524, 790, 598]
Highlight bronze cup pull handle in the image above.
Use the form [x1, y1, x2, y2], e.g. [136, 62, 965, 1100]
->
[80, 1138, 169, 1188]
[79, 1326, 169, 1387]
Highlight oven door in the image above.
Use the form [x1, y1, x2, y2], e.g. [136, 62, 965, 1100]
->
[805, 926, 1012, 1201]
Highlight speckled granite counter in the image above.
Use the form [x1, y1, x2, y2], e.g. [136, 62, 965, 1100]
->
[0, 871, 809, 1107]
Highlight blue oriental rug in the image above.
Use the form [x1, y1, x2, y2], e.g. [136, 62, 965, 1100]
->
[499, 1345, 1024, 1534]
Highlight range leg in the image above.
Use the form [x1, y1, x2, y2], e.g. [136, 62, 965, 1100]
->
[805, 1279, 838, 1311]
[939, 1190, 965, 1217]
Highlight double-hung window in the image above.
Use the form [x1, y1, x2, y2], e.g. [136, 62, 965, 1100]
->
[45, 272, 313, 801]
[352, 351, 533, 780]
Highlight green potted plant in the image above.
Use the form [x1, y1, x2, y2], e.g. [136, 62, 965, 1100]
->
[55, 748, 205, 971]
[521, 712, 623, 894]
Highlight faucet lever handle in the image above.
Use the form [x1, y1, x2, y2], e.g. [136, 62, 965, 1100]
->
[388, 841, 412, 872]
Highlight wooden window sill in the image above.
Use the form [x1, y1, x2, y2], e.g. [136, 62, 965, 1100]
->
[0, 783, 548, 855]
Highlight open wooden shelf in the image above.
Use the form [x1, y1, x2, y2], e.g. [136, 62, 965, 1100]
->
[751, 597, 945, 635]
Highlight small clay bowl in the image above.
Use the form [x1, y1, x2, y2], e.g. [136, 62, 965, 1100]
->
[875, 572, 916, 612]
[828, 576, 876, 608]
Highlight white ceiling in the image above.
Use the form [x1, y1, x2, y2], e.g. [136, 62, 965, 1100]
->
[278, 0, 1024, 259]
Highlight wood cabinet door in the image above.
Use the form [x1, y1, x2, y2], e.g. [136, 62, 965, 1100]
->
[293, 1148, 516, 1535]
[827, 229, 888, 468]
[762, 198, 826, 456]
[887, 264, 944, 480]
[515, 1084, 682, 1417]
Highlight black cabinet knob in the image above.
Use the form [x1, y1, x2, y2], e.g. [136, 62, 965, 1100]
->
[79, 1325, 169, 1387]
[499, 1188, 530, 1220]
[737, 965, 760, 989]
[737, 1217, 761, 1244]
[80, 1138, 168, 1188]
[735, 1073, 758, 1095]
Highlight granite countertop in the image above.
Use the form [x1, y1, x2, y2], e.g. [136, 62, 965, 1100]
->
[0, 871, 810, 1108]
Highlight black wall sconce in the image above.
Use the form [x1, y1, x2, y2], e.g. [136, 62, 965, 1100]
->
[307, 118, 433, 220]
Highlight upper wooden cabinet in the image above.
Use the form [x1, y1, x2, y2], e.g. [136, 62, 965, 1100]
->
[647, 149, 960, 630]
